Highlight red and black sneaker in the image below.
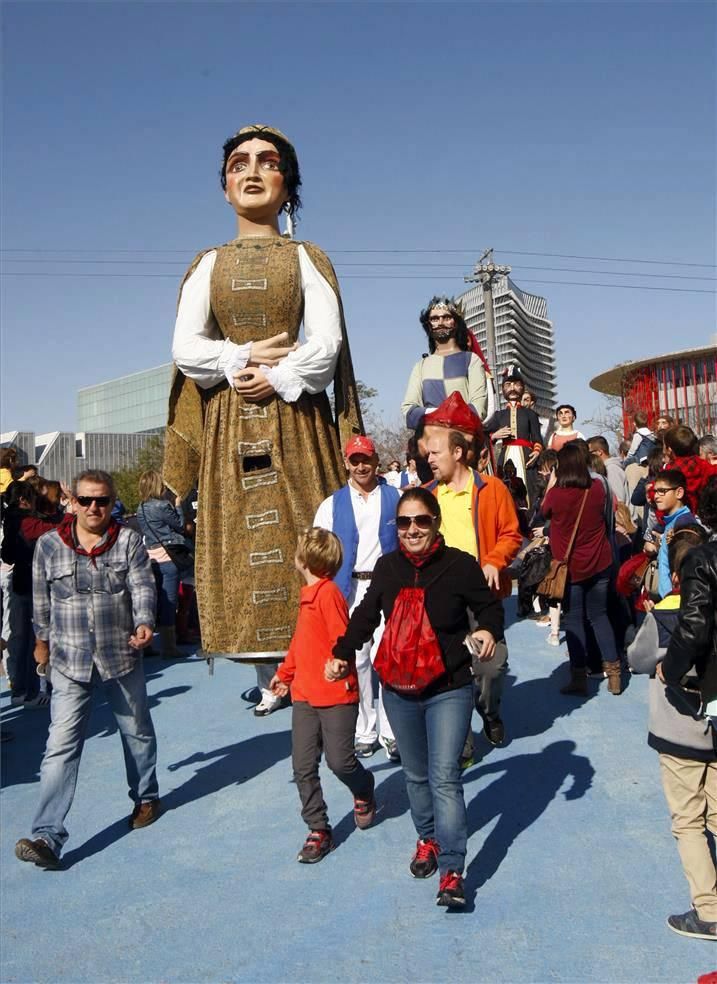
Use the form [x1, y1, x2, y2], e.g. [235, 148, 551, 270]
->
[297, 829, 333, 864]
[354, 794, 377, 830]
[409, 837, 440, 878]
[436, 870, 466, 908]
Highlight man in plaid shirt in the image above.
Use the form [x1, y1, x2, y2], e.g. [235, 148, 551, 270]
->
[15, 470, 160, 870]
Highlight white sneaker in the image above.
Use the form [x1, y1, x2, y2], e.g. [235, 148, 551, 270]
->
[253, 690, 281, 717]
[547, 633, 560, 647]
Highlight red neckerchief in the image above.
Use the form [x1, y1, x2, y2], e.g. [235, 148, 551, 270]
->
[57, 515, 121, 566]
[399, 532, 445, 568]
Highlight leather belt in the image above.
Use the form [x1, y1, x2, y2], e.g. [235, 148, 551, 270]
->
[351, 571, 373, 580]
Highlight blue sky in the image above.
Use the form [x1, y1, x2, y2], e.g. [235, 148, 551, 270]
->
[2, 0, 715, 438]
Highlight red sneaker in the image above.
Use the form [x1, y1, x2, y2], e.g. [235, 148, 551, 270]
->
[297, 830, 333, 864]
[409, 837, 440, 878]
[354, 794, 376, 830]
[436, 870, 466, 908]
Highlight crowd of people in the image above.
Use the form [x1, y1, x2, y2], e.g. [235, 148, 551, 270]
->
[3, 122, 717, 938]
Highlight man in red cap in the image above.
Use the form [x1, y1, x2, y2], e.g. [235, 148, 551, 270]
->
[422, 394, 522, 750]
[313, 435, 401, 761]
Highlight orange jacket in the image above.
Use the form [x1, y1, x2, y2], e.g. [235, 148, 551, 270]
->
[277, 579, 358, 706]
[425, 470, 522, 599]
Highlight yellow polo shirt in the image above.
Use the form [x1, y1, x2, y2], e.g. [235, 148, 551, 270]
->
[437, 472, 478, 559]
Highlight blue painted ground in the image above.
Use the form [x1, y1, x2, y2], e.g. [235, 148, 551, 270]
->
[2, 597, 716, 983]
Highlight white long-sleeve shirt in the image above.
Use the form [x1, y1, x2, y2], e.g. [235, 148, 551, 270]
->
[172, 244, 342, 402]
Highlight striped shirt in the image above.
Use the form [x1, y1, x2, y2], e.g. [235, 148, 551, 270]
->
[32, 526, 156, 683]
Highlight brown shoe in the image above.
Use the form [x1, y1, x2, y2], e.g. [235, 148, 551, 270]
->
[560, 667, 587, 696]
[603, 660, 623, 695]
[15, 837, 62, 869]
[129, 800, 162, 829]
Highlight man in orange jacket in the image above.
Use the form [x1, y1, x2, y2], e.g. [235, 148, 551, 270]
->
[422, 393, 522, 748]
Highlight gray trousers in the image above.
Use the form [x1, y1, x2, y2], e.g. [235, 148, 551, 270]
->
[292, 701, 374, 831]
[473, 640, 509, 721]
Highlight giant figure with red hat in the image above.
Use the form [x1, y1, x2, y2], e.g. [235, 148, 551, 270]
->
[483, 365, 543, 506]
[401, 296, 492, 431]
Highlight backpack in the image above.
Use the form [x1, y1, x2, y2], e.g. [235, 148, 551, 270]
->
[373, 560, 454, 695]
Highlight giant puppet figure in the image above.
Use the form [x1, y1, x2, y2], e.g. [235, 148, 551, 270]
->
[163, 125, 362, 661]
[401, 296, 492, 430]
[483, 365, 543, 505]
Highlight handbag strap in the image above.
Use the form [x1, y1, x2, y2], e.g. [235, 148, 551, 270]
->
[563, 488, 590, 562]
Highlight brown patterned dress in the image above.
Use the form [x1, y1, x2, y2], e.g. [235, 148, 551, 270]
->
[163, 237, 362, 658]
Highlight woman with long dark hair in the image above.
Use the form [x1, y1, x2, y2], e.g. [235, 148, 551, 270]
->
[541, 443, 622, 695]
[334, 487, 503, 908]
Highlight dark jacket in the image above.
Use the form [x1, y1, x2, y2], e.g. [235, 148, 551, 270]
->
[663, 541, 717, 705]
[137, 498, 186, 548]
[334, 542, 504, 698]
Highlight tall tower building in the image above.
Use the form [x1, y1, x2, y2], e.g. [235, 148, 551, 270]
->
[456, 276, 557, 415]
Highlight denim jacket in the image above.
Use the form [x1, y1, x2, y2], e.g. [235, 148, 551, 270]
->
[137, 498, 186, 548]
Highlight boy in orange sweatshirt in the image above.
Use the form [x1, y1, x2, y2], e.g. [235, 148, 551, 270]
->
[270, 527, 376, 863]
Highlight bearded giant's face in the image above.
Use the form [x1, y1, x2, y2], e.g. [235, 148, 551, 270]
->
[503, 380, 524, 403]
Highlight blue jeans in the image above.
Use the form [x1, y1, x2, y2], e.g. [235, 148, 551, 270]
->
[6, 587, 38, 700]
[153, 560, 179, 627]
[564, 569, 619, 670]
[31, 661, 159, 856]
[383, 684, 473, 874]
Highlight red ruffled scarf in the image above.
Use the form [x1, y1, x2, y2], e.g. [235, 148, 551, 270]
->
[57, 515, 121, 566]
[399, 532, 445, 568]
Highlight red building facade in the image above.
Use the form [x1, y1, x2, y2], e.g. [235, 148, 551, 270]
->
[590, 344, 717, 437]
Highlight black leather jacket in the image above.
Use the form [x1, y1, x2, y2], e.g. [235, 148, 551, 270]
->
[663, 541, 717, 703]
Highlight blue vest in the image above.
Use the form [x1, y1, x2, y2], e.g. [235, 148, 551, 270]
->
[332, 479, 400, 598]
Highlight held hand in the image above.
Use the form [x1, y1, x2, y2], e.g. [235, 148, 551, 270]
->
[233, 367, 276, 402]
[34, 639, 50, 666]
[643, 541, 658, 556]
[470, 629, 497, 662]
[248, 333, 298, 368]
[481, 563, 501, 592]
[129, 624, 154, 650]
[532, 527, 544, 539]
[492, 426, 512, 441]
[325, 658, 349, 682]
[269, 674, 289, 697]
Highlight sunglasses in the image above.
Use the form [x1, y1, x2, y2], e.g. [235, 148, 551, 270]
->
[75, 496, 112, 507]
[396, 514, 435, 530]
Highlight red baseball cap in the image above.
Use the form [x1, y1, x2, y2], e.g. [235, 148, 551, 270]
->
[425, 392, 483, 438]
[344, 435, 376, 457]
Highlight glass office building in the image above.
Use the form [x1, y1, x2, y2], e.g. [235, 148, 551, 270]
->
[77, 364, 173, 434]
[456, 277, 557, 416]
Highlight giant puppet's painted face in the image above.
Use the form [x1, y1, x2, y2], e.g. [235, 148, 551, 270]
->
[427, 306, 457, 344]
[223, 138, 288, 222]
[503, 379, 524, 403]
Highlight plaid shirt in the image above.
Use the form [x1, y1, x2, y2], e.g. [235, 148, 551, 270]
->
[32, 525, 156, 683]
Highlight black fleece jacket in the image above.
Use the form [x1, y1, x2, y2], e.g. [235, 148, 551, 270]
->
[663, 541, 717, 704]
[334, 543, 504, 697]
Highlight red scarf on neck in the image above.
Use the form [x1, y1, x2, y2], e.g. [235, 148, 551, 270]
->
[399, 532, 445, 568]
[57, 515, 121, 566]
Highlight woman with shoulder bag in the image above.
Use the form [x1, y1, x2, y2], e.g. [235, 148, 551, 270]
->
[137, 470, 189, 658]
[333, 488, 504, 909]
[541, 443, 622, 696]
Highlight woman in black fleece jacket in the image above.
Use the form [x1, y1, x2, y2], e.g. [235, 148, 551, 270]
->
[333, 488, 503, 909]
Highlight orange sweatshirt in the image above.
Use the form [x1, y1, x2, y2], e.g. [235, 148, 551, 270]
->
[425, 470, 522, 599]
[277, 579, 358, 707]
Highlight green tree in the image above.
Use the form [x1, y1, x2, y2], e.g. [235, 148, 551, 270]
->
[112, 433, 166, 513]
